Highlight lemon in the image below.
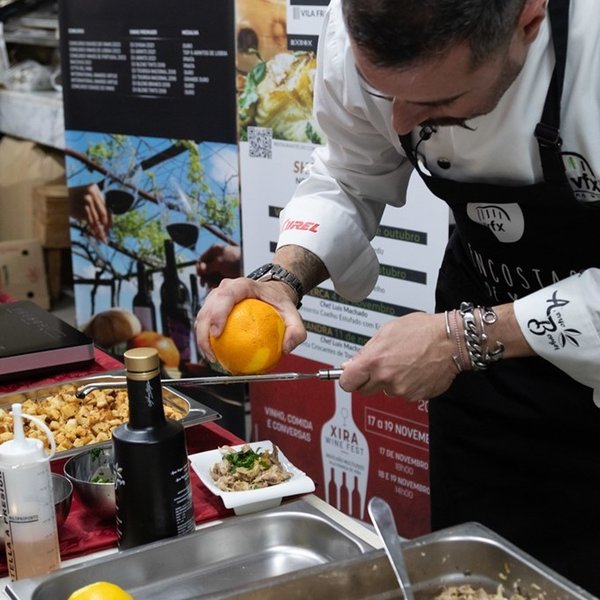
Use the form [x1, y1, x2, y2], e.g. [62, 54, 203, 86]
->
[67, 581, 133, 600]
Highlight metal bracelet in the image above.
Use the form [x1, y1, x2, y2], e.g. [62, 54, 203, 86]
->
[445, 310, 465, 373]
[459, 302, 488, 370]
[459, 302, 505, 370]
[479, 306, 505, 363]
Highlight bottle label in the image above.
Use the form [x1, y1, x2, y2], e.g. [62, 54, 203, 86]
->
[172, 463, 195, 535]
[126, 377, 165, 428]
[0, 471, 16, 578]
[134, 305, 155, 332]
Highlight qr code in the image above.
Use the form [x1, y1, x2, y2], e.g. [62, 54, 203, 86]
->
[248, 126, 273, 159]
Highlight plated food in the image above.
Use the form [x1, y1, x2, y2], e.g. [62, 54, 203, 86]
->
[238, 51, 324, 144]
[190, 440, 315, 515]
[210, 443, 292, 491]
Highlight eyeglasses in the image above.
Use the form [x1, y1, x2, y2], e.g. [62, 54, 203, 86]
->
[355, 67, 394, 102]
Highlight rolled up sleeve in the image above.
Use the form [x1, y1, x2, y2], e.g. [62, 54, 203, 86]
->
[513, 269, 600, 406]
[277, 0, 412, 301]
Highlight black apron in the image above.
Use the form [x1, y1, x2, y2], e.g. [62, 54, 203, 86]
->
[399, 1, 600, 594]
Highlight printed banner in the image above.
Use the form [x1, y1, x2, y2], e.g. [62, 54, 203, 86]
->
[236, 0, 448, 535]
[59, 0, 241, 378]
[251, 353, 431, 538]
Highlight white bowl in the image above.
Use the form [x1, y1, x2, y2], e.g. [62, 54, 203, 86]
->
[189, 440, 315, 515]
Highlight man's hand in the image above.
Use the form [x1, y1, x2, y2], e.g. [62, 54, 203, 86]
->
[195, 244, 327, 364]
[69, 183, 112, 242]
[195, 276, 307, 364]
[339, 311, 458, 401]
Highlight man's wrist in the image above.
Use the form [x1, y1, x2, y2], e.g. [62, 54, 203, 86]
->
[247, 263, 304, 308]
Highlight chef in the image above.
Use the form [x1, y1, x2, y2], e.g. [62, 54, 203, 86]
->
[196, 0, 600, 593]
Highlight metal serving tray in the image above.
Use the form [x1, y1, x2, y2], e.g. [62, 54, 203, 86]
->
[5, 498, 375, 600]
[0, 372, 221, 458]
[224, 521, 596, 600]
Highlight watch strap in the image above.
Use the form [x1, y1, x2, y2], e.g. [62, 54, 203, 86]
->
[247, 263, 304, 308]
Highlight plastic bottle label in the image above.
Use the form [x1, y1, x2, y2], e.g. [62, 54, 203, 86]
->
[0, 467, 60, 581]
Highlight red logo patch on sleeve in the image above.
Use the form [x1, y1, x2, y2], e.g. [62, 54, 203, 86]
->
[282, 219, 320, 233]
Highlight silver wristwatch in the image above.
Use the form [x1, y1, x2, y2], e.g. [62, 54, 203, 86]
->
[247, 263, 304, 308]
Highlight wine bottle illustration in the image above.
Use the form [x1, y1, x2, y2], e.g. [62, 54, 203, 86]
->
[320, 384, 370, 519]
[160, 239, 192, 364]
[327, 467, 338, 509]
[339, 471, 349, 514]
[188, 273, 201, 364]
[132, 260, 157, 332]
[190, 273, 201, 318]
[351, 475, 362, 520]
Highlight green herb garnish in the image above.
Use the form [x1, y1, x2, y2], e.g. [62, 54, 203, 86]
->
[225, 448, 265, 472]
[91, 474, 113, 484]
[89, 447, 103, 460]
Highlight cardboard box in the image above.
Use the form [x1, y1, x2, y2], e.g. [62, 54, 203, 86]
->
[0, 136, 65, 242]
[44, 247, 72, 305]
[33, 184, 71, 248]
[0, 239, 50, 309]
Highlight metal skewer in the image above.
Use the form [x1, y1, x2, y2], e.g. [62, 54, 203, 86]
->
[76, 368, 343, 398]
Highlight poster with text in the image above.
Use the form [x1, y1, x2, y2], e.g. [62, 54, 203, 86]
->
[237, 0, 449, 537]
[59, 0, 240, 376]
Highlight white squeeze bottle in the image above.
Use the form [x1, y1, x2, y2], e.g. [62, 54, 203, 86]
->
[0, 403, 60, 580]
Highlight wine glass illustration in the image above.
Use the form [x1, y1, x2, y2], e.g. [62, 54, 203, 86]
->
[103, 153, 143, 216]
[165, 177, 200, 250]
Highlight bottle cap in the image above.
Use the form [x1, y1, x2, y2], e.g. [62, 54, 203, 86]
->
[0, 403, 45, 466]
[124, 347, 160, 375]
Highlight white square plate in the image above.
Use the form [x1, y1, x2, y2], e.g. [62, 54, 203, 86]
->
[189, 440, 315, 515]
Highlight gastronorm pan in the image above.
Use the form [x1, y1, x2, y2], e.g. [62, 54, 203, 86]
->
[223, 521, 596, 600]
[4, 498, 375, 599]
[0, 371, 221, 459]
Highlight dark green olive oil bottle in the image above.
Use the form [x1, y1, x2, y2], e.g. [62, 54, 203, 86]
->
[113, 347, 195, 549]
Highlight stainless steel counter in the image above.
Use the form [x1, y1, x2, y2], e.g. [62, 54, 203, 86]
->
[2, 495, 381, 599]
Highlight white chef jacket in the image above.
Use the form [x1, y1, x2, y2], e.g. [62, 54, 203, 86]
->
[277, 0, 600, 401]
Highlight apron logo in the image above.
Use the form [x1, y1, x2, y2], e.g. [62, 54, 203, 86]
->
[466, 203, 524, 242]
[562, 152, 600, 203]
[527, 290, 581, 350]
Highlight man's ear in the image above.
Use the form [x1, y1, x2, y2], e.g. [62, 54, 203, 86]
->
[518, 0, 547, 44]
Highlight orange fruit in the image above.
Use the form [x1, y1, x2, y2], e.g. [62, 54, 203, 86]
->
[67, 580, 133, 600]
[209, 298, 285, 375]
[129, 331, 180, 367]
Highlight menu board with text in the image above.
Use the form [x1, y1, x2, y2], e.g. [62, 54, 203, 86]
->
[59, 0, 236, 141]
